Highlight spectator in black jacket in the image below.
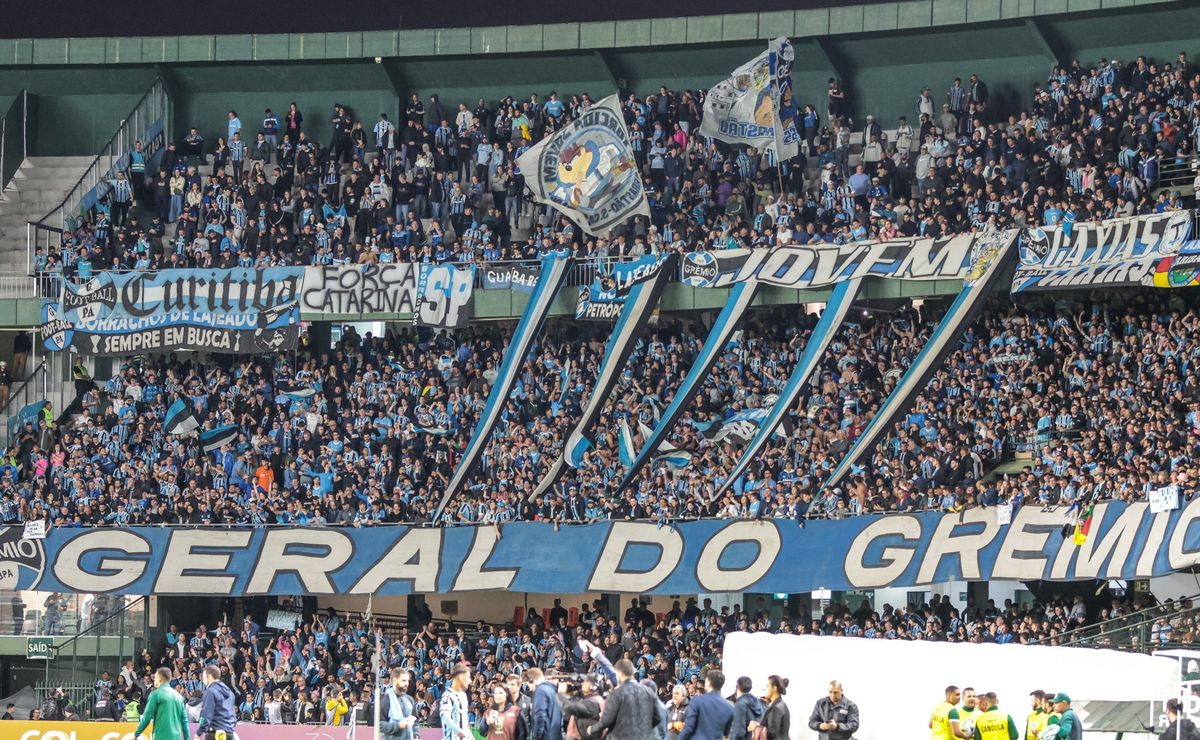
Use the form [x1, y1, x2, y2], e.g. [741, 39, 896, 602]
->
[749, 677, 790, 740]
[588, 660, 660, 740]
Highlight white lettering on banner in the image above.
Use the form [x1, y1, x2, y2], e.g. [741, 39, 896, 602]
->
[587, 522, 684, 593]
[991, 506, 1062, 580]
[1139, 511, 1172, 576]
[695, 521, 781, 592]
[152, 529, 251, 593]
[1169, 497, 1200, 571]
[246, 529, 354, 594]
[843, 516, 922, 588]
[451, 526, 517, 592]
[1049, 503, 1145, 580]
[350, 529, 441, 593]
[1150, 484, 1181, 513]
[53, 530, 150, 592]
[916, 508, 999, 583]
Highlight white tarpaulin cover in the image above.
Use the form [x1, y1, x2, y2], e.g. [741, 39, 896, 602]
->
[722, 632, 1178, 740]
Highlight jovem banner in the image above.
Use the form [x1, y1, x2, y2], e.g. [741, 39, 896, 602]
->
[9, 501, 1200, 595]
[680, 232, 1002, 289]
[1011, 210, 1200, 292]
[39, 268, 303, 356]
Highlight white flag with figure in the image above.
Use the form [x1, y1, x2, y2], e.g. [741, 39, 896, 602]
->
[516, 94, 649, 236]
[700, 37, 799, 159]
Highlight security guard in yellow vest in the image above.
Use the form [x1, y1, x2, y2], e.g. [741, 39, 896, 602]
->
[931, 685, 964, 740]
[972, 692, 1017, 740]
[1025, 691, 1047, 740]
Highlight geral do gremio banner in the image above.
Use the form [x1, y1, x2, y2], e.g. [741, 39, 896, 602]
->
[7, 501, 1200, 596]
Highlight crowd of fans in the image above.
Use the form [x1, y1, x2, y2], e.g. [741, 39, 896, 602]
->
[52, 588, 1178, 727]
[28, 51, 1200, 281]
[2, 286, 1196, 528]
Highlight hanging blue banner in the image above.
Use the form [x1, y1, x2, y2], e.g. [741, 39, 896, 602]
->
[5, 500, 1199, 595]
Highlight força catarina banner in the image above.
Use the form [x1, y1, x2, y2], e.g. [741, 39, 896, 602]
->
[7, 501, 1200, 595]
[39, 268, 303, 356]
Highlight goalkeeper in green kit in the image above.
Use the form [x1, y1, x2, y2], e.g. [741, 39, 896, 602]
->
[134, 667, 190, 740]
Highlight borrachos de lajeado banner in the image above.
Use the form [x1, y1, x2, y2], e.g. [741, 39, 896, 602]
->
[680, 231, 1007, 288]
[39, 268, 303, 356]
[1012, 210, 1200, 292]
[12, 499, 1200, 597]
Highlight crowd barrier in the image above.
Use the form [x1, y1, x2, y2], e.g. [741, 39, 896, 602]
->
[7, 721, 357, 740]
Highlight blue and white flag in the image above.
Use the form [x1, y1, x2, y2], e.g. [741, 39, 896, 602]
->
[717, 277, 862, 498]
[618, 280, 758, 491]
[199, 424, 239, 453]
[825, 231, 1016, 489]
[532, 255, 676, 499]
[164, 398, 199, 436]
[435, 253, 573, 519]
[700, 37, 799, 159]
[516, 95, 649, 237]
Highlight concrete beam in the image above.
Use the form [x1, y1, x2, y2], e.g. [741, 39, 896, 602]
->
[1024, 18, 1070, 68]
[594, 49, 627, 94]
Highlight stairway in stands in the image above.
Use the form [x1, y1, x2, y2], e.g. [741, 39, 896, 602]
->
[0, 155, 94, 274]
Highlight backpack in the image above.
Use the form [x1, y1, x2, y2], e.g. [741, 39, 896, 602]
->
[41, 697, 60, 720]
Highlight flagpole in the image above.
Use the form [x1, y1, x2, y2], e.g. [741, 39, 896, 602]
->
[371, 593, 381, 740]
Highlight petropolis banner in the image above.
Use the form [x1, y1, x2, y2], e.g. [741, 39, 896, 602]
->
[680, 232, 1001, 289]
[10, 501, 1200, 595]
[1011, 210, 1199, 292]
[39, 268, 303, 356]
[575, 253, 673, 321]
[301, 263, 475, 324]
[516, 94, 649, 236]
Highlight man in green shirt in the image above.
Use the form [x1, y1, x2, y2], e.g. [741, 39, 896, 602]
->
[134, 668, 189, 740]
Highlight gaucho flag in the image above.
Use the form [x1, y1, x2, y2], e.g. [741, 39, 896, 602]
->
[824, 230, 1018, 490]
[516, 94, 649, 237]
[434, 252, 573, 520]
[531, 254, 676, 500]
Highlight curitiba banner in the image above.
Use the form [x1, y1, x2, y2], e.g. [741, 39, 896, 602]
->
[6, 501, 1200, 596]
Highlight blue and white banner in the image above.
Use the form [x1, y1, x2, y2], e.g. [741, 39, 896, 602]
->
[619, 280, 759, 491]
[533, 254, 676, 498]
[516, 94, 649, 237]
[680, 232, 997, 289]
[1011, 210, 1198, 293]
[414, 264, 476, 328]
[8, 500, 1200, 595]
[717, 278, 862, 498]
[825, 231, 1016, 490]
[699, 37, 799, 159]
[435, 253, 573, 519]
[575, 253, 672, 320]
[38, 268, 303, 356]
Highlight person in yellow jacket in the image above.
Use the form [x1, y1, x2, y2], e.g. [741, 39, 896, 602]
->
[1025, 691, 1047, 740]
[972, 692, 1017, 740]
[325, 687, 349, 725]
[931, 685, 967, 740]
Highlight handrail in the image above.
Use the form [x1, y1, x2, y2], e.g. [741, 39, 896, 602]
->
[51, 595, 146, 657]
[0, 358, 46, 419]
[37, 81, 155, 225]
[1043, 595, 1200, 651]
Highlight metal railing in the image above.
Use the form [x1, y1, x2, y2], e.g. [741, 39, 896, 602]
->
[1157, 156, 1197, 198]
[32, 595, 148, 698]
[0, 90, 29, 193]
[1042, 596, 1200, 652]
[33, 78, 166, 236]
[1, 358, 48, 449]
